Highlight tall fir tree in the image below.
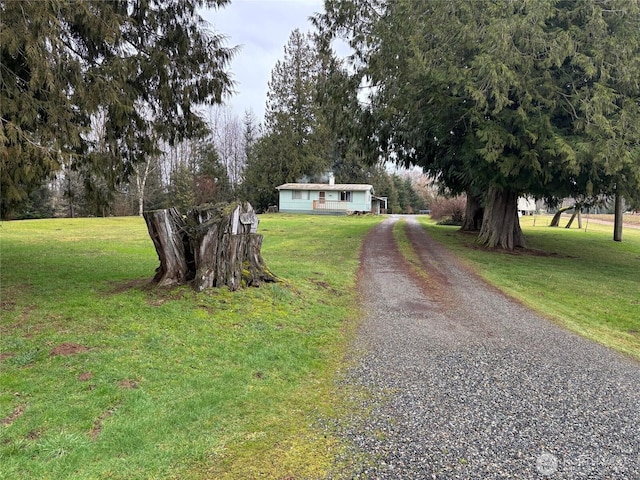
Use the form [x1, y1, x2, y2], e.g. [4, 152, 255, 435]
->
[244, 29, 331, 211]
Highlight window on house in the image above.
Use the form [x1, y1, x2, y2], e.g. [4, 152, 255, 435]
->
[340, 191, 352, 202]
[292, 190, 309, 200]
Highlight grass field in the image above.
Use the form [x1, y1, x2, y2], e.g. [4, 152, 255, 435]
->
[2, 213, 638, 479]
[0, 214, 382, 480]
[419, 215, 640, 360]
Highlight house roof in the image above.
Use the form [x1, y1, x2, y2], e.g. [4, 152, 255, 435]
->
[276, 183, 374, 192]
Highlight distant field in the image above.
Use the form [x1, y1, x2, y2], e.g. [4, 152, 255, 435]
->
[587, 213, 640, 226]
[420, 215, 640, 360]
[544, 212, 640, 227]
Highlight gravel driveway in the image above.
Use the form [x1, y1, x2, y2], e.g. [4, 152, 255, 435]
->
[330, 216, 640, 479]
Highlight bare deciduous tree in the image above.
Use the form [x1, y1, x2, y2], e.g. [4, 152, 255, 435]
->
[208, 106, 246, 193]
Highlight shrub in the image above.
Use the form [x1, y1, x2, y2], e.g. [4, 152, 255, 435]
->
[429, 195, 466, 225]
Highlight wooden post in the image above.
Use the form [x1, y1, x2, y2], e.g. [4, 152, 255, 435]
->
[577, 209, 582, 230]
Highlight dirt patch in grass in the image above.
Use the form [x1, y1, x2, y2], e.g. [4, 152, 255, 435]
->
[117, 379, 139, 389]
[26, 429, 43, 440]
[106, 278, 151, 294]
[0, 300, 16, 311]
[308, 278, 339, 295]
[50, 343, 89, 356]
[78, 371, 94, 381]
[90, 406, 119, 440]
[105, 278, 191, 306]
[1, 404, 26, 426]
[19, 305, 38, 320]
[0, 353, 15, 362]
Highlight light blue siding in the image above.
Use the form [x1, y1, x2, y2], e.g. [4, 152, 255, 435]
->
[352, 191, 369, 211]
[278, 188, 372, 214]
[278, 190, 315, 212]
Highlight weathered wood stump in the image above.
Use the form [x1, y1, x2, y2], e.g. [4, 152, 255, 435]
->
[143, 202, 278, 291]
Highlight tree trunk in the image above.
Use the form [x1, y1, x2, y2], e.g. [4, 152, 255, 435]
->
[134, 157, 155, 216]
[565, 211, 576, 228]
[565, 205, 582, 229]
[614, 191, 623, 242]
[144, 202, 278, 291]
[461, 191, 484, 232]
[577, 209, 582, 229]
[550, 205, 574, 227]
[477, 187, 526, 249]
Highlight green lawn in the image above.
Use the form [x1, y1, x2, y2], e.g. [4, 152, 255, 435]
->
[0, 214, 382, 480]
[2, 213, 638, 479]
[419, 215, 640, 360]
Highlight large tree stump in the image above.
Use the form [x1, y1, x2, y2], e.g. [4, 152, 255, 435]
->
[143, 202, 278, 291]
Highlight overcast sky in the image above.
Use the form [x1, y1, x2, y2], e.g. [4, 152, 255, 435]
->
[202, 0, 324, 122]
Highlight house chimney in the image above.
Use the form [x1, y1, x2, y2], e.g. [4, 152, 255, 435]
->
[328, 172, 335, 185]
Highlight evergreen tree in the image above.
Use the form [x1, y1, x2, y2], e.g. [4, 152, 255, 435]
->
[11, 182, 55, 220]
[241, 109, 261, 183]
[143, 163, 168, 212]
[243, 28, 331, 211]
[194, 143, 232, 205]
[0, 0, 235, 219]
[169, 163, 197, 213]
[317, 0, 640, 248]
[384, 175, 400, 215]
[243, 135, 286, 212]
[60, 168, 87, 218]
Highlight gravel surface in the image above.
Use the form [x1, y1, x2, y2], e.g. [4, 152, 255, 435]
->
[329, 216, 640, 479]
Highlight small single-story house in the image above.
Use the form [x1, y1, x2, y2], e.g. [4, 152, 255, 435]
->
[276, 177, 387, 215]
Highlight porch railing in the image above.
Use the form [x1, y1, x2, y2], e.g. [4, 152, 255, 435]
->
[313, 200, 349, 211]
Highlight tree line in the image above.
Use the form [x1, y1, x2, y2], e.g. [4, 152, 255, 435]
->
[3, 1, 638, 248]
[2, 12, 426, 220]
[11, 102, 427, 218]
